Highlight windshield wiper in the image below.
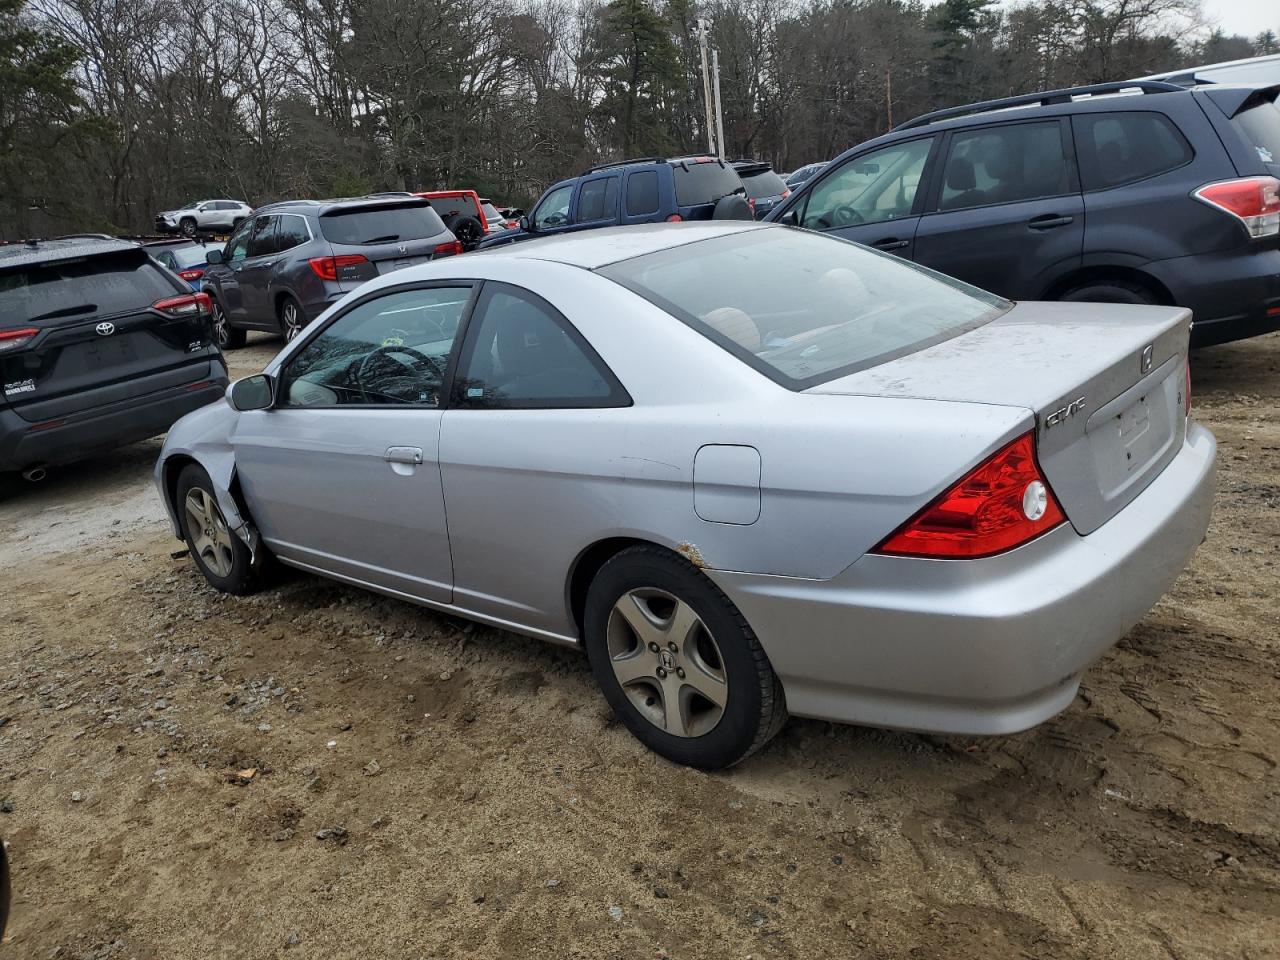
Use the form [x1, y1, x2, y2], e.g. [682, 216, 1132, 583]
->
[26, 303, 97, 324]
[360, 234, 400, 244]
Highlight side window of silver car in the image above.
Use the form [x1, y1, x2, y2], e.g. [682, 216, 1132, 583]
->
[279, 286, 472, 408]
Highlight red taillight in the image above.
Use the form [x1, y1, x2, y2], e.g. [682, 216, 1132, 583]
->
[0, 327, 39, 354]
[433, 240, 464, 258]
[153, 292, 212, 317]
[782, 188, 791, 199]
[665, 214, 683, 223]
[747, 198, 757, 213]
[873, 433, 1066, 559]
[1193, 177, 1280, 238]
[177, 268, 205, 281]
[308, 254, 369, 281]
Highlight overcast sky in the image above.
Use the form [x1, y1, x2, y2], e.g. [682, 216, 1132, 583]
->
[1199, 0, 1278, 37]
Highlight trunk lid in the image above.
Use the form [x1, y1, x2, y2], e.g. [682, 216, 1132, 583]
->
[807, 301, 1191, 534]
[1, 247, 212, 422]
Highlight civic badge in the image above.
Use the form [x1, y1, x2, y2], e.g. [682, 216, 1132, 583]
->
[1140, 344, 1153, 374]
[96, 321, 115, 336]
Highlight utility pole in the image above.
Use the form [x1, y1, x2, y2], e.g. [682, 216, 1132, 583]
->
[711, 47, 725, 161]
[694, 17, 716, 156]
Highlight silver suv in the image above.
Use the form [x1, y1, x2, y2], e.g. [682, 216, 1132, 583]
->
[155, 199, 253, 237]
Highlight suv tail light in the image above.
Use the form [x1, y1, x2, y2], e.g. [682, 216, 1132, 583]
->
[153, 292, 212, 317]
[665, 214, 683, 222]
[308, 254, 369, 281]
[433, 240, 464, 258]
[177, 268, 205, 281]
[0, 327, 39, 354]
[1193, 177, 1280, 238]
[872, 433, 1066, 559]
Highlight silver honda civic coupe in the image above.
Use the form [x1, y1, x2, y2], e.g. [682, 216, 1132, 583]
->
[155, 222, 1216, 769]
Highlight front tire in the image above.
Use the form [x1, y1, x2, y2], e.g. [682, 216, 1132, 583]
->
[179, 217, 197, 238]
[210, 296, 246, 349]
[176, 464, 261, 595]
[583, 546, 787, 769]
[279, 295, 306, 342]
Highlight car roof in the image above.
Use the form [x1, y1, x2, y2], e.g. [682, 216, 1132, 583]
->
[0, 236, 139, 269]
[1136, 52, 1280, 86]
[255, 195, 433, 216]
[480, 221, 767, 269]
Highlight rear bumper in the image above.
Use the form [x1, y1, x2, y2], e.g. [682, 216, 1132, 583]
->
[0, 361, 228, 472]
[710, 422, 1217, 735]
[1146, 246, 1280, 347]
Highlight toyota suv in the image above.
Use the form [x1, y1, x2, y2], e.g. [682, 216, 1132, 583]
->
[201, 195, 462, 348]
[478, 156, 752, 249]
[767, 80, 1280, 347]
[0, 236, 227, 478]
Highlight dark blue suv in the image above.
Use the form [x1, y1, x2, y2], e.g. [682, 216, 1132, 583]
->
[767, 80, 1280, 347]
[478, 156, 752, 249]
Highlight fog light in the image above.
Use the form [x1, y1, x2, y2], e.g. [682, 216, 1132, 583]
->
[1022, 481, 1048, 521]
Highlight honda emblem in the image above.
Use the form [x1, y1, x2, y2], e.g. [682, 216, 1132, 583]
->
[96, 321, 115, 336]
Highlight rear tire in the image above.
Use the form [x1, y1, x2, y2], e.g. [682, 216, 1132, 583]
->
[176, 464, 262, 596]
[1058, 280, 1158, 305]
[211, 296, 246, 349]
[583, 546, 787, 769]
[278, 295, 306, 342]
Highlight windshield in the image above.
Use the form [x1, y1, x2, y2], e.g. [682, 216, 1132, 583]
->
[0, 251, 177, 325]
[673, 161, 743, 206]
[739, 169, 788, 199]
[172, 246, 210, 268]
[598, 228, 1009, 388]
[320, 203, 448, 245]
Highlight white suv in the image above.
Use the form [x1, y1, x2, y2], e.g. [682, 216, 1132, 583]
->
[155, 199, 252, 237]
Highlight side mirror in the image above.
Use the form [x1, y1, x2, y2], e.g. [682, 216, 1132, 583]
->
[229, 374, 274, 411]
[206, 248, 224, 264]
[519, 215, 531, 233]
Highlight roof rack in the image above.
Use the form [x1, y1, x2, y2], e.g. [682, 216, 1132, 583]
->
[896, 80, 1186, 131]
[585, 156, 667, 174]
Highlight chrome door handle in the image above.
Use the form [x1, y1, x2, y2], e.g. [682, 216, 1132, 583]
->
[384, 446, 423, 465]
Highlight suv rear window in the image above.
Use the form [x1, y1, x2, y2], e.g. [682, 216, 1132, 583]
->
[0, 250, 178, 325]
[1074, 112, 1194, 189]
[320, 203, 448, 245]
[738, 168, 788, 199]
[1232, 100, 1280, 169]
[673, 161, 744, 206]
[599, 228, 1008, 388]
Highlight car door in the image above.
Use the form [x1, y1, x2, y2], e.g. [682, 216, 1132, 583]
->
[911, 118, 1084, 299]
[213, 218, 255, 320]
[232, 283, 476, 603]
[778, 136, 937, 258]
[235, 215, 281, 323]
[439, 282, 632, 634]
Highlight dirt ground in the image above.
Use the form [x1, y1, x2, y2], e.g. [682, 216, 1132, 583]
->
[1, 330, 1278, 960]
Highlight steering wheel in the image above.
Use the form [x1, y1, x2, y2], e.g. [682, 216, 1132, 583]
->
[355, 344, 443, 404]
[832, 205, 865, 226]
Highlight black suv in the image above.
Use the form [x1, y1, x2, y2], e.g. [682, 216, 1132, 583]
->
[767, 80, 1280, 347]
[477, 156, 752, 249]
[0, 236, 227, 477]
[201, 195, 462, 348]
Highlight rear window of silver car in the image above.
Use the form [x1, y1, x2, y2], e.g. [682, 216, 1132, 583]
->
[319, 203, 448, 245]
[598, 228, 1009, 388]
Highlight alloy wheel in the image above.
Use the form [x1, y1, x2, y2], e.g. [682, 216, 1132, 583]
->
[606, 588, 728, 738]
[212, 302, 229, 347]
[184, 487, 235, 578]
[282, 301, 303, 341]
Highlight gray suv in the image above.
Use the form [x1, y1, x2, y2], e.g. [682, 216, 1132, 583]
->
[202, 196, 463, 348]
